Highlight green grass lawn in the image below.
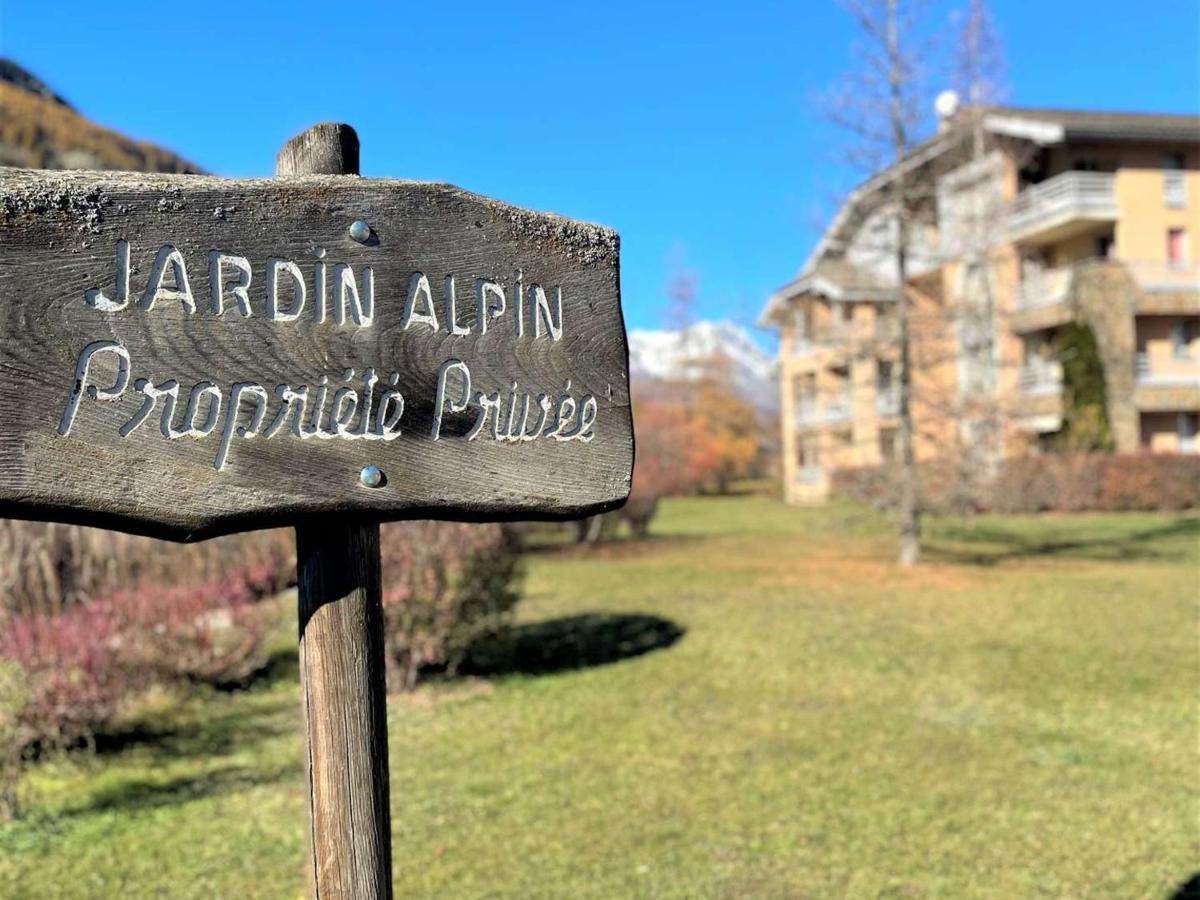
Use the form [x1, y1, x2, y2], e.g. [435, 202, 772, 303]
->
[1, 496, 1197, 898]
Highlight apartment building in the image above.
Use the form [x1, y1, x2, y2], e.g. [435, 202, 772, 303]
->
[760, 106, 1200, 503]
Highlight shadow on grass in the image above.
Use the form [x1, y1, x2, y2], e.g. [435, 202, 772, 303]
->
[462, 613, 685, 677]
[93, 688, 296, 759]
[521, 532, 702, 558]
[213, 645, 299, 692]
[927, 517, 1200, 567]
[1168, 873, 1200, 899]
[62, 761, 296, 819]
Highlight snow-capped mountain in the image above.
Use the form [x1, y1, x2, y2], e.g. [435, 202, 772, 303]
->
[627, 321, 777, 411]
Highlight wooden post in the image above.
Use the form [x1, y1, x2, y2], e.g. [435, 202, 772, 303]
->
[281, 124, 393, 900]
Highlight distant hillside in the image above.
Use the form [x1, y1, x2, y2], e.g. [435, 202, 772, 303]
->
[0, 59, 202, 173]
[628, 320, 777, 412]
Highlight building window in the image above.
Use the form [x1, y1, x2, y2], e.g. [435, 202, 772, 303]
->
[833, 301, 852, 332]
[793, 305, 810, 338]
[1171, 319, 1198, 359]
[1167, 228, 1188, 268]
[796, 374, 818, 423]
[1178, 412, 1198, 453]
[879, 427, 898, 461]
[876, 360, 894, 391]
[1165, 153, 1188, 209]
[876, 361, 899, 416]
[875, 307, 897, 343]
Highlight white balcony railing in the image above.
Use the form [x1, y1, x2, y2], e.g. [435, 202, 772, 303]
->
[1008, 171, 1117, 240]
[876, 389, 900, 417]
[796, 399, 819, 425]
[1136, 351, 1200, 385]
[824, 397, 852, 423]
[790, 326, 858, 357]
[1019, 363, 1062, 395]
[1016, 267, 1073, 310]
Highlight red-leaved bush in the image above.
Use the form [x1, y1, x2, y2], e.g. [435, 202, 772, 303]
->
[379, 522, 523, 692]
[0, 597, 126, 753]
[834, 453, 1200, 514]
[0, 563, 285, 761]
[104, 566, 286, 686]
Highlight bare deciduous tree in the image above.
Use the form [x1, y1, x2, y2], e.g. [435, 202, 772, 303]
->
[827, 0, 932, 565]
[820, 0, 1016, 557]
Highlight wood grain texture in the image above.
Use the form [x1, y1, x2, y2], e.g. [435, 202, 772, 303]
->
[297, 519, 391, 900]
[277, 123, 360, 178]
[0, 166, 631, 540]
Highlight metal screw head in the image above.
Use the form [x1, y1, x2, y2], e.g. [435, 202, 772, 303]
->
[360, 465, 384, 488]
[349, 220, 371, 243]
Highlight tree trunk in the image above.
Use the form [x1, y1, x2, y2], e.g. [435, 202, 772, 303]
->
[888, 0, 922, 567]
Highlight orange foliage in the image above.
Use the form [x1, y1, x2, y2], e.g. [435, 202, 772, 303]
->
[688, 364, 760, 492]
[632, 354, 761, 498]
[631, 398, 710, 499]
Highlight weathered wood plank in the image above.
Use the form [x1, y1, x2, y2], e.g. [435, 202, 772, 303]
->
[0, 167, 631, 539]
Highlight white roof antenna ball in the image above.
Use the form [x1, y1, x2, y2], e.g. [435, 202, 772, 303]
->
[935, 89, 961, 125]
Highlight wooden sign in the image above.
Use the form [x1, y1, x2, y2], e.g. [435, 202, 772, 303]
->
[2, 124, 630, 899]
[0, 167, 631, 539]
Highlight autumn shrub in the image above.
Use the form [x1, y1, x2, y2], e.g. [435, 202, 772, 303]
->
[1096, 454, 1200, 511]
[379, 522, 523, 691]
[0, 519, 292, 757]
[830, 464, 898, 511]
[106, 568, 284, 686]
[0, 562, 282, 762]
[565, 363, 764, 546]
[834, 453, 1200, 514]
[987, 454, 1198, 513]
[0, 594, 129, 753]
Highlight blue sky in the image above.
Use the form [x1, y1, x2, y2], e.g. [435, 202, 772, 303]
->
[2, 1, 1197, 347]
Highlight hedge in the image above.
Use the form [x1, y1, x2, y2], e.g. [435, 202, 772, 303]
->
[832, 453, 1200, 514]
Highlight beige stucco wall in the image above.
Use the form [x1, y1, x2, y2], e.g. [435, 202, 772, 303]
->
[1114, 168, 1200, 265]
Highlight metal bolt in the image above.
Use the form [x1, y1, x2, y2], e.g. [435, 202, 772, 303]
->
[360, 465, 384, 488]
[349, 220, 371, 242]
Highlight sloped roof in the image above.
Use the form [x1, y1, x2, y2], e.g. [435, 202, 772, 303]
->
[761, 104, 1200, 329]
[761, 258, 895, 325]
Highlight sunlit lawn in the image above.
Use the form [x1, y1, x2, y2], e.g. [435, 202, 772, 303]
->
[1, 494, 1196, 898]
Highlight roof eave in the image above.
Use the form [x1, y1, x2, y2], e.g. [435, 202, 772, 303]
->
[981, 114, 1065, 145]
